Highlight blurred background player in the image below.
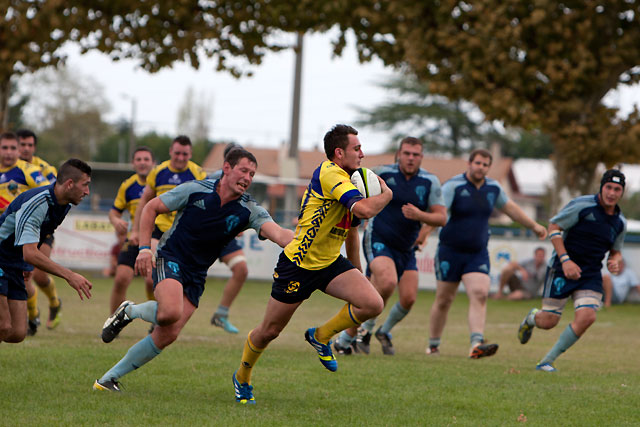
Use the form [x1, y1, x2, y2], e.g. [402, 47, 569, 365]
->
[129, 136, 206, 269]
[0, 159, 92, 344]
[107, 147, 156, 314]
[335, 137, 446, 355]
[0, 131, 49, 335]
[429, 148, 547, 358]
[207, 143, 250, 334]
[493, 247, 547, 300]
[602, 257, 640, 306]
[518, 169, 626, 372]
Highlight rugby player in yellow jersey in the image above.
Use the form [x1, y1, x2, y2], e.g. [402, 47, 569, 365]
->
[2, 131, 50, 334]
[129, 135, 206, 263]
[108, 147, 155, 314]
[232, 124, 393, 404]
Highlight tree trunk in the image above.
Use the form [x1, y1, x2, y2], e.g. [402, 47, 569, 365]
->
[0, 77, 11, 131]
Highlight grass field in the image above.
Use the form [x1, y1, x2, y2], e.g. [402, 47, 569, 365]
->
[2, 273, 639, 426]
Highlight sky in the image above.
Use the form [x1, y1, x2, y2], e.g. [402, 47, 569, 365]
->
[61, 31, 397, 156]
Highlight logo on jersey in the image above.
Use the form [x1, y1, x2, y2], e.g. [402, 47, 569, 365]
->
[478, 264, 489, 272]
[373, 242, 385, 253]
[439, 260, 450, 278]
[31, 172, 45, 184]
[553, 277, 565, 293]
[330, 212, 352, 239]
[286, 281, 300, 293]
[167, 261, 180, 274]
[168, 174, 182, 185]
[194, 199, 206, 210]
[386, 177, 397, 187]
[415, 185, 426, 204]
[585, 213, 597, 221]
[0, 267, 3, 277]
[486, 192, 496, 207]
[226, 215, 240, 234]
[460, 188, 470, 197]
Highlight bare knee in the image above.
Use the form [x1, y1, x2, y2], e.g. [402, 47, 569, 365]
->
[256, 323, 284, 344]
[359, 293, 384, 319]
[399, 293, 416, 310]
[4, 330, 26, 343]
[468, 288, 488, 305]
[156, 308, 181, 326]
[231, 263, 248, 281]
[536, 311, 560, 329]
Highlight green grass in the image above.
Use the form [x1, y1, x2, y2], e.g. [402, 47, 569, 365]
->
[3, 273, 639, 426]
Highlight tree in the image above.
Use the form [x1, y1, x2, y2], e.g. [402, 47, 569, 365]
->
[355, 75, 552, 158]
[336, 1, 640, 193]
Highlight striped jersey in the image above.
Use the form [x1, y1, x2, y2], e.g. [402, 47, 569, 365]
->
[0, 160, 48, 213]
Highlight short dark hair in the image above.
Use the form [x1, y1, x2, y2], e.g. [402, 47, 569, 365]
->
[57, 159, 92, 184]
[469, 148, 492, 165]
[399, 137, 423, 150]
[172, 135, 192, 147]
[223, 142, 243, 159]
[16, 129, 37, 145]
[225, 148, 257, 168]
[0, 131, 18, 143]
[133, 146, 155, 161]
[324, 124, 358, 160]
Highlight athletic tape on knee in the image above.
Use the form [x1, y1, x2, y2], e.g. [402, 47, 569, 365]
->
[542, 297, 568, 316]
[226, 255, 247, 269]
[573, 290, 602, 311]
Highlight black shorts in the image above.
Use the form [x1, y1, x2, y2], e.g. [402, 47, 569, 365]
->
[41, 233, 54, 247]
[271, 252, 356, 304]
[0, 265, 29, 301]
[152, 225, 164, 240]
[117, 239, 139, 269]
[152, 255, 207, 308]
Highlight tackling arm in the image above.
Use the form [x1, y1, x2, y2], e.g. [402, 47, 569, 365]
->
[501, 200, 548, 240]
[259, 222, 294, 248]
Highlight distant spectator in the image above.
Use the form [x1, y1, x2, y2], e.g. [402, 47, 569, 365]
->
[494, 247, 547, 300]
[602, 258, 640, 307]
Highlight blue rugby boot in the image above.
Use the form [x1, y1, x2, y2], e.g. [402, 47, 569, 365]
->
[536, 362, 557, 372]
[304, 327, 337, 372]
[518, 308, 538, 344]
[233, 371, 256, 404]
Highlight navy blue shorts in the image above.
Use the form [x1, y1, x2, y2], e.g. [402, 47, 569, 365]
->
[152, 255, 207, 308]
[271, 252, 356, 304]
[542, 267, 603, 299]
[117, 239, 139, 268]
[41, 233, 54, 247]
[435, 244, 490, 282]
[362, 230, 417, 279]
[152, 225, 164, 240]
[0, 266, 28, 300]
[219, 237, 243, 259]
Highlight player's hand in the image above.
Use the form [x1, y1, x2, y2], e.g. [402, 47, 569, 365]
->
[135, 251, 155, 279]
[378, 176, 392, 196]
[67, 272, 92, 300]
[607, 258, 621, 275]
[401, 203, 422, 221]
[23, 270, 33, 282]
[129, 231, 139, 246]
[533, 223, 547, 240]
[562, 260, 581, 280]
[113, 218, 128, 236]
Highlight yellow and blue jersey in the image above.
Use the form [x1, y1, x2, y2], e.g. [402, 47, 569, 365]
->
[0, 160, 49, 213]
[26, 156, 57, 183]
[284, 160, 363, 270]
[147, 160, 206, 232]
[112, 174, 146, 235]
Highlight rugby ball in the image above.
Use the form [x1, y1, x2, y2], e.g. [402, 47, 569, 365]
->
[351, 168, 382, 198]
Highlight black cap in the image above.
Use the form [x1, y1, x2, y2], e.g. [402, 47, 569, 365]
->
[600, 169, 625, 190]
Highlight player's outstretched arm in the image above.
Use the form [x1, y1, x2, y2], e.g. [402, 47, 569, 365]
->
[501, 200, 548, 240]
[351, 176, 393, 219]
[259, 222, 294, 248]
[108, 208, 129, 236]
[23, 243, 92, 300]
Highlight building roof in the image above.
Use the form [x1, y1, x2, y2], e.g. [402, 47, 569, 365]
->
[202, 144, 515, 188]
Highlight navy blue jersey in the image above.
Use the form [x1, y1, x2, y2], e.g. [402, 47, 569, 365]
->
[549, 194, 626, 278]
[438, 173, 508, 253]
[157, 179, 273, 272]
[0, 184, 70, 270]
[367, 164, 443, 251]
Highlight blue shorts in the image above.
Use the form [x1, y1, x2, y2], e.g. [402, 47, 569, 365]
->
[363, 230, 417, 279]
[542, 267, 603, 300]
[271, 252, 356, 304]
[117, 239, 139, 268]
[219, 237, 243, 259]
[152, 255, 207, 308]
[435, 244, 490, 282]
[0, 266, 28, 301]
